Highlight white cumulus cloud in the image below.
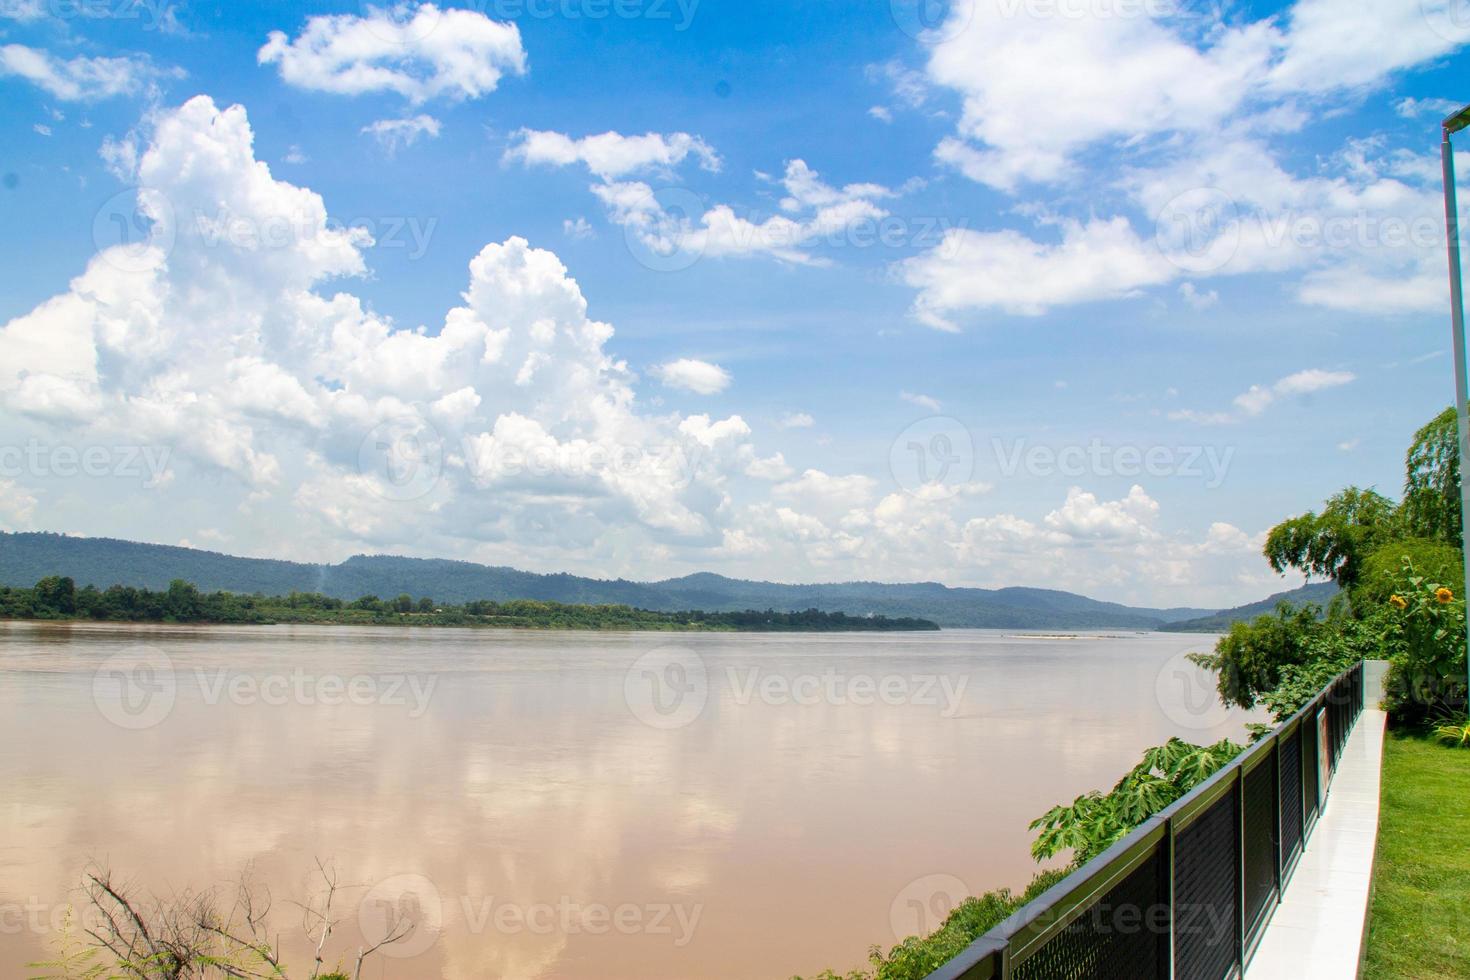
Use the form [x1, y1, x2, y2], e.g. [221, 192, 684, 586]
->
[777, 412, 815, 429]
[652, 358, 731, 395]
[1043, 485, 1159, 542]
[537, 151, 893, 267]
[258, 4, 526, 104]
[506, 129, 720, 180]
[362, 114, 441, 152]
[0, 44, 163, 100]
[893, 0, 1469, 328]
[902, 218, 1172, 327]
[1179, 283, 1219, 311]
[900, 391, 942, 412]
[1174, 367, 1356, 424]
[0, 95, 763, 562]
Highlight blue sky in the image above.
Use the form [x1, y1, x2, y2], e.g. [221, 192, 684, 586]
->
[0, 0, 1467, 606]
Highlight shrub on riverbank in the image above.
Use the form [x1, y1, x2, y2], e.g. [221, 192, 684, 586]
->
[31, 865, 395, 980]
[1028, 736, 1243, 864]
[792, 869, 1068, 980]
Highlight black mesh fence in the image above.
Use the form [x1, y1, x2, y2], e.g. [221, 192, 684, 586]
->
[1330, 690, 1343, 768]
[1327, 668, 1357, 768]
[1279, 729, 1304, 866]
[1302, 716, 1320, 825]
[924, 661, 1367, 980]
[1173, 792, 1239, 980]
[1013, 849, 1166, 980]
[1241, 759, 1277, 944]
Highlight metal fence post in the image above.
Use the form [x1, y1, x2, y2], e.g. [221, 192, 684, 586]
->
[1272, 735, 1283, 893]
[1161, 818, 1175, 979]
[1235, 766, 1246, 973]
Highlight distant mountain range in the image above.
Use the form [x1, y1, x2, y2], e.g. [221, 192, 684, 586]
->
[0, 531, 1323, 631]
[1156, 581, 1340, 632]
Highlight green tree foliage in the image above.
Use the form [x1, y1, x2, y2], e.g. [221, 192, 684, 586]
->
[1028, 737, 1243, 865]
[1263, 487, 1400, 590]
[28, 909, 110, 980]
[793, 869, 1070, 980]
[1401, 406, 1462, 545]
[1190, 600, 1383, 718]
[1252, 614, 1377, 724]
[1355, 537, 1463, 610]
[0, 579, 938, 632]
[165, 578, 203, 620]
[1188, 603, 1328, 709]
[32, 575, 78, 615]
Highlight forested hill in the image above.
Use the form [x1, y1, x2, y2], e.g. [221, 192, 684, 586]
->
[1155, 581, 1340, 632]
[0, 531, 1222, 629]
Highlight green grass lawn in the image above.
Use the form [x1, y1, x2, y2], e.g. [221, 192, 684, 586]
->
[1364, 730, 1470, 979]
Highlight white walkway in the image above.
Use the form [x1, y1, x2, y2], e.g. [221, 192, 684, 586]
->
[1244, 706, 1387, 980]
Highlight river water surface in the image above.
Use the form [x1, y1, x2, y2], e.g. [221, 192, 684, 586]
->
[0, 623, 1251, 979]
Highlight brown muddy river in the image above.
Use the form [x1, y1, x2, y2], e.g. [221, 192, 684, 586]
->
[0, 622, 1253, 979]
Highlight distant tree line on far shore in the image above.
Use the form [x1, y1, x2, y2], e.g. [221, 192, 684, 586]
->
[0, 576, 939, 632]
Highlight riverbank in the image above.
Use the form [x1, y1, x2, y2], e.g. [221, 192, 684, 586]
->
[1, 577, 940, 632]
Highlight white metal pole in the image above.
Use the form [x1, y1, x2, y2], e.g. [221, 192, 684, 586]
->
[1442, 119, 1470, 682]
